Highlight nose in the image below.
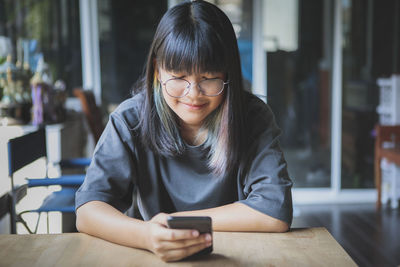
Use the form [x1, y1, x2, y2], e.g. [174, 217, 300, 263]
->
[186, 81, 202, 98]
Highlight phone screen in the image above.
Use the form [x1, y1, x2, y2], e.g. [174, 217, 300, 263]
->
[167, 216, 213, 257]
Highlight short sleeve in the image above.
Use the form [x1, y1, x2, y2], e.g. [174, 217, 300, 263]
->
[237, 100, 293, 226]
[75, 113, 136, 213]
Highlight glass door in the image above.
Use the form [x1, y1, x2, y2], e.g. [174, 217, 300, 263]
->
[265, 0, 334, 188]
[97, 0, 167, 107]
[340, 0, 400, 189]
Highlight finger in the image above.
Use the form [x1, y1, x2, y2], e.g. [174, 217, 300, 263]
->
[150, 213, 169, 226]
[158, 228, 200, 241]
[160, 233, 212, 250]
[163, 241, 212, 262]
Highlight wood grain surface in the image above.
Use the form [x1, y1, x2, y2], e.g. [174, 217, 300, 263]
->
[0, 227, 356, 267]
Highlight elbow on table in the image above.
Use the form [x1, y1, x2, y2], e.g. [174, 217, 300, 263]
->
[75, 206, 88, 233]
[272, 220, 290, 233]
[75, 213, 83, 233]
[261, 219, 289, 233]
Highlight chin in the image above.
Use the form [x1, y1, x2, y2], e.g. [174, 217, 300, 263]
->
[179, 116, 205, 126]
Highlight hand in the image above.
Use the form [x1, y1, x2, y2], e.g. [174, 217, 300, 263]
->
[145, 213, 212, 262]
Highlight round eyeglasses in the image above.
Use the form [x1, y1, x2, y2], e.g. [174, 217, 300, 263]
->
[160, 78, 228, 98]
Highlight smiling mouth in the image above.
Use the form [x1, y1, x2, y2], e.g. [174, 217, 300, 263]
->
[180, 102, 207, 110]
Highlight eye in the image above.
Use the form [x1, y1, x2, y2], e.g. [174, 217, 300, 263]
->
[202, 72, 225, 80]
[169, 71, 187, 78]
[172, 75, 186, 79]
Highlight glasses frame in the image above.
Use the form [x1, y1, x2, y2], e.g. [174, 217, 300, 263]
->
[160, 77, 229, 98]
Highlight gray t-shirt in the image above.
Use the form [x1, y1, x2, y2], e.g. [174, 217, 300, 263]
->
[75, 92, 293, 225]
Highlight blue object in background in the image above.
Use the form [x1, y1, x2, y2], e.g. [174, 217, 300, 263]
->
[237, 39, 253, 83]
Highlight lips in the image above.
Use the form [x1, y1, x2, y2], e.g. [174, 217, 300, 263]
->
[180, 102, 207, 110]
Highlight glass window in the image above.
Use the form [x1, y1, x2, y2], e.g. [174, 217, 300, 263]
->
[0, 0, 82, 94]
[265, 0, 333, 188]
[97, 0, 167, 108]
[211, 0, 253, 89]
[341, 0, 400, 188]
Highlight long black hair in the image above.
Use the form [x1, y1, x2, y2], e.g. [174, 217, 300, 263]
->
[136, 0, 246, 177]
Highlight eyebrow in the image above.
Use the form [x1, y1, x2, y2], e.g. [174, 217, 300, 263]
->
[171, 74, 186, 78]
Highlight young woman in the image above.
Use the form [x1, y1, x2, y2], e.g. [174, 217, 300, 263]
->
[76, 0, 293, 262]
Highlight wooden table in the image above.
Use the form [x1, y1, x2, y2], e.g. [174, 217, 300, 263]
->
[0, 227, 355, 266]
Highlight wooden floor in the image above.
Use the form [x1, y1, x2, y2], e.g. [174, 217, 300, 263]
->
[292, 203, 400, 267]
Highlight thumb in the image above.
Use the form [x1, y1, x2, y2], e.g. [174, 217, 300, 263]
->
[151, 212, 169, 226]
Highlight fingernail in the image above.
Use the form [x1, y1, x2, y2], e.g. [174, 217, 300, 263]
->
[192, 230, 199, 237]
[205, 234, 212, 241]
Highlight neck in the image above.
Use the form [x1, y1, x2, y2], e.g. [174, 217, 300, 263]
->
[180, 124, 207, 146]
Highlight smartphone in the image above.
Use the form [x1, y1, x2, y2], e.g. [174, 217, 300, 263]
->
[167, 216, 213, 257]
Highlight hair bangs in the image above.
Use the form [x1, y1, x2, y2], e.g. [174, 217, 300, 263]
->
[157, 25, 226, 75]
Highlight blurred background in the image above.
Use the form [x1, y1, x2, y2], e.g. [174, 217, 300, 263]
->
[0, 0, 399, 254]
[1, 1, 400, 265]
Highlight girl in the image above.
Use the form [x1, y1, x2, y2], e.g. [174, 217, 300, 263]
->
[76, 0, 293, 262]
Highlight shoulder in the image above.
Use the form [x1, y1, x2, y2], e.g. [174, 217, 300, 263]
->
[244, 92, 277, 127]
[110, 91, 145, 129]
[243, 92, 281, 141]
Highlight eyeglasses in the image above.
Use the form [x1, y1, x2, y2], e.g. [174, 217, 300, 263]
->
[160, 78, 228, 98]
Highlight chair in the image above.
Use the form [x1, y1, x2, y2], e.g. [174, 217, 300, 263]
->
[374, 124, 400, 209]
[73, 88, 104, 144]
[0, 193, 11, 222]
[58, 88, 105, 171]
[52, 88, 102, 171]
[7, 128, 85, 234]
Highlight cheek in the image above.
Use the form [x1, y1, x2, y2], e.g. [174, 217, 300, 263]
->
[161, 88, 175, 107]
[210, 95, 225, 110]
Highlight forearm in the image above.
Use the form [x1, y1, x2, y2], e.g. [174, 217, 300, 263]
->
[76, 201, 149, 249]
[172, 202, 289, 232]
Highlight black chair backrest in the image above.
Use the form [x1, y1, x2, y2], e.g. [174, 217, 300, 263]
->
[8, 128, 47, 176]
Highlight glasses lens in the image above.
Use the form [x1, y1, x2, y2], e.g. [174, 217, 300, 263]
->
[164, 78, 225, 97]
[199, 79, 224, 96]
[165, 79, 190, 97]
